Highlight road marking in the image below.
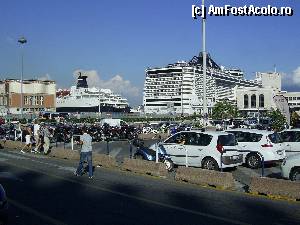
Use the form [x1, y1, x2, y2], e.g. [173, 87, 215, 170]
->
[3, 160, 250, 225]
[8, 198, 67, 225]
[109, 147, 122, 158]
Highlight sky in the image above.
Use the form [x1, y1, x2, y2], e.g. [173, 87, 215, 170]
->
[0, 0, 299, 106]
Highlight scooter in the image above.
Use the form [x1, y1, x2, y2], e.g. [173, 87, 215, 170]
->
[134, 142, 174, 171]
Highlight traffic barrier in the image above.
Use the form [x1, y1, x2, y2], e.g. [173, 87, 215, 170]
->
[121, 158, 168, 177]
[49, 148, 80, 160]
[249, 177, 300, 200]
[93, 153, 118, 168]
[175, 166, 235, 190]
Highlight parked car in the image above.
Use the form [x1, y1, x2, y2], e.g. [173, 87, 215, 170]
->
[0, 184, 8, 224]
[244, 118, 258, 129]
[281, 154, 300, 181]
[150, 131, 243, 170]
[226, 129, 286, 169]
[279, 129, 300, 157]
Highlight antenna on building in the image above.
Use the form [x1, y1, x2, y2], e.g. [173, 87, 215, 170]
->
[274, 64, 277, 73]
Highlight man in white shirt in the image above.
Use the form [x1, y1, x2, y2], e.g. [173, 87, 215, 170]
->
[74, 128, 93, 178]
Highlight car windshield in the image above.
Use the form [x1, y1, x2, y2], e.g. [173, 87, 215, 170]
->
[217, 134, 236, 146]
[268, 133, 283, 143]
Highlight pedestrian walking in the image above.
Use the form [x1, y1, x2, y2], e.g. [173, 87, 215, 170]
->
[33, 121, 40, 150]
[74, 128, 93, 178]
[20, 127, 33, 153]
[42, 125, 51, 155]
[34, 128, 43, 153]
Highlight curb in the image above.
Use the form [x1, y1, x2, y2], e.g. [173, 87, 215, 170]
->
[175, 166, 235, 190]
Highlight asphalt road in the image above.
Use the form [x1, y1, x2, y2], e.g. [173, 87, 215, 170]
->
[0, 149, 300, 225]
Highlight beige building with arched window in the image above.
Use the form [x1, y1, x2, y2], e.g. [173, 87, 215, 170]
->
[235, 86, 280, 114]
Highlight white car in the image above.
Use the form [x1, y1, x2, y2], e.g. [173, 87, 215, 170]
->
[281, 154, 300, 181]
[151, 131, 243, 170]
[279, 129, 300, 157]
[226, 129, 286, 169]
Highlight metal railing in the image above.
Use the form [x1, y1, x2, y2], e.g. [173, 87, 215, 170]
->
[71, 135, 81, 150]
[128, 140, 133, 159]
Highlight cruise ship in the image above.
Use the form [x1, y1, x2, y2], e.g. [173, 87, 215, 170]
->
[143, 52, 261, 115]
[56, 73, 130, 113]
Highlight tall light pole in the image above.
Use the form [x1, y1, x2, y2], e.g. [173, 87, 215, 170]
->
[202, 0, 208, 124]
[18, 36, 27, 119]
[98, 90, 101, 118]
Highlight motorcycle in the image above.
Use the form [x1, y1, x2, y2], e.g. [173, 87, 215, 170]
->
[134, 141, 174, 171]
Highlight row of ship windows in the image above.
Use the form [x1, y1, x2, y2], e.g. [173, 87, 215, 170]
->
[144, 95, 180, 98]
[147, 92, 193, 96]
[145, 103, 182, 106]
[146, 76, 193, 80]
[146, 75, 182, 79]
[288, 97, 300, 101]
[145, 84, 194, 88]
[144, 90, 192, 94]
[146, 81, 182, 85]
[146, 84, 193, 88]
[146, 85, 181, 88]
[145, 98, 181, 102]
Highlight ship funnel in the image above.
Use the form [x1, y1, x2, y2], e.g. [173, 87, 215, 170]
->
[76, 72, 88, 88]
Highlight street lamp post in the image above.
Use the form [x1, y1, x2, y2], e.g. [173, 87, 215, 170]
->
[18, 36, 27, 119]
[202, 0, 208, 127]
[98, 90, 101, 118]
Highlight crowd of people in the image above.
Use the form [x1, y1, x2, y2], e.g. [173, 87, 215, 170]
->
[15, 121, 94, 179]
[20, 122, 52, 155]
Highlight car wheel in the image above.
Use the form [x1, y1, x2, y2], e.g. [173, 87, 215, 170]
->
[202, 157, 219, 171]
[163, 159, 174, 172]
[134, 154, 143, 160]
[246, 154, 261, 169]
[290, 168, 300, 181]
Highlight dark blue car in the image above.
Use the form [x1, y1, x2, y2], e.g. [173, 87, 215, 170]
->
[134, 143, 174, 171]
[0, 184, 8, 224]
